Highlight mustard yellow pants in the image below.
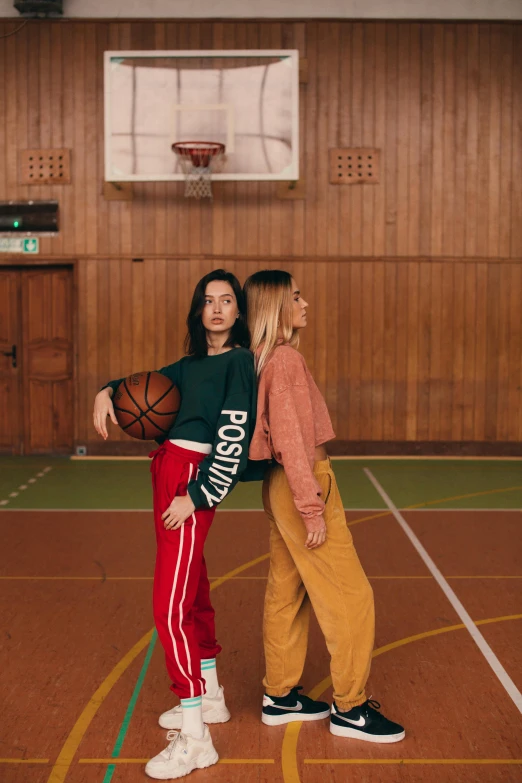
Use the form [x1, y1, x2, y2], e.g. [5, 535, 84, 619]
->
[262, 459, 375, 711]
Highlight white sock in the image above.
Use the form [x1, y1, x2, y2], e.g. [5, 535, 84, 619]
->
[180, 696, 205, 739]
[201, 658, 220, 698]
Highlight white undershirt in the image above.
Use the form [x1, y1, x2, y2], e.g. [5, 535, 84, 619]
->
[170, 439, 212, 455]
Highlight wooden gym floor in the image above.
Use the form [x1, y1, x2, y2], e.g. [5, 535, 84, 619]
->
[0, 457, 521, 783]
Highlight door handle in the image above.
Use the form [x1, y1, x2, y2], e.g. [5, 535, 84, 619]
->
[2, 344, 16, 368]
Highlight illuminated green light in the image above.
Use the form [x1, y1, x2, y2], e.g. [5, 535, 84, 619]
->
[13, 221, 19, 228]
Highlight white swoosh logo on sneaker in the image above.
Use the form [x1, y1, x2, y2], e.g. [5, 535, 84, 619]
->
[337, 714, 366, 727]
[270, 701, 303, 712]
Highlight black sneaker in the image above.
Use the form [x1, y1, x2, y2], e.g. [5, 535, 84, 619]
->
[330, 699, 405, 743]
[262, 686, 330, 726]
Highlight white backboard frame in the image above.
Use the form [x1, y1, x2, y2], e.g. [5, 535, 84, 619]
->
[104, 49, 299, 183]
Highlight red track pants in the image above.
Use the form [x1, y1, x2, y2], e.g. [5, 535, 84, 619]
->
[149, 441, 221, 699]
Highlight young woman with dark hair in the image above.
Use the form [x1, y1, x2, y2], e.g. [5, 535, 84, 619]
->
[244, 269, 405, 744]
[93, 269, 257, 780]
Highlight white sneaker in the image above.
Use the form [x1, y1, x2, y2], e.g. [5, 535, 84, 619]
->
[159, 686, 231, 730]
[145, 727, 219, 780]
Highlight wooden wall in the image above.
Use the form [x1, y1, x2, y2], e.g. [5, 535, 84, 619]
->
[1, 19, 521, 259]
[0, 19, 521, 453]
[75, 256, 522, 453]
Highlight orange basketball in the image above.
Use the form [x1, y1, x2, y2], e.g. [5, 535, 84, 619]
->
[113, 371, 180, 440]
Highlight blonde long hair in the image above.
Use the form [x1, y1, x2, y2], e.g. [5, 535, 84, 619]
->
[243, 270, 299, 375]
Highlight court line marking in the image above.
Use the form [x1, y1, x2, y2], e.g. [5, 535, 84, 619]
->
[44, 551, 271, 783]
[70, 455, 522, 461]
[408, 485, 522, 509]
[0, 466, 52, 507]
[45, 630, 154, 783]
[80, 758, 275, 764]
[1, 506, 521, 512]
[404, 508, 522, 512]
[304, 759, 522, 765]
[97, 554, 274, 781]
[2, 574, 522, 581]
[102, 631, 158, 783]
[330, 456, 522, 461]
[7, 615, 522, 771]
[365, 468, 522, 715]
[282, 613, 522, 783]
[20, 491, 521, 780]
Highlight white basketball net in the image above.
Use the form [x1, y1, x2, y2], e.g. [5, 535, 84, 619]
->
[172, 142, 225, 199]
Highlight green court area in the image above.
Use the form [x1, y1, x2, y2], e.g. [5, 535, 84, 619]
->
[0, 457, 521, 510]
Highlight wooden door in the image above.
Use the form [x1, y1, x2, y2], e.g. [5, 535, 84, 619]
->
[0, 267, 74, 455]
[0, 270, 22, 453]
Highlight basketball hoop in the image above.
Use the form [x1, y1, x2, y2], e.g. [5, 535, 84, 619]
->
[172, 141, 225, 199]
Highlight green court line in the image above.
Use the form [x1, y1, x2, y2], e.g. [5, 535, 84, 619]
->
[102, 630, 157, 783]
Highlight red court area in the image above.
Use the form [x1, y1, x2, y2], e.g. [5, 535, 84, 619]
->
[1, 506, 521, 783]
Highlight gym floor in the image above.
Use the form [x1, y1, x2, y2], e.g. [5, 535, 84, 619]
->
[1, 456, 521, 783]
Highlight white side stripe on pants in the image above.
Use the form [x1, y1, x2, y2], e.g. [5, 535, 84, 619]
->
[167, 463, 197, 698]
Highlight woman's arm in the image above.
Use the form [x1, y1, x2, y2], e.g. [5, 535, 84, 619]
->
[94, 360, 182, 440]
[265, 351, 327, 547]
[268, 383, 326, 531]
[187, 352, 256, 510]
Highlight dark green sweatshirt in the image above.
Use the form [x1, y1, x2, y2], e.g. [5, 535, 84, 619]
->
[104, 347, 259, 510]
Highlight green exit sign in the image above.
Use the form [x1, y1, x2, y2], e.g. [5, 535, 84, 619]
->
[0, 237, 40, 254]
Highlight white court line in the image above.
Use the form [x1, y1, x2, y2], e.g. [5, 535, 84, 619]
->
[364, 468, 522, 716]
[0, 467, 52, 508]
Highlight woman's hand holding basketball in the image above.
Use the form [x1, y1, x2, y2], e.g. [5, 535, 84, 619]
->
[162, 495, 196, 530]
[93, 388, 118, 440]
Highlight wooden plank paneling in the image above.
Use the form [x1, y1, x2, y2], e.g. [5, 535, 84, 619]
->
[0, 18, 520, 452]
[0, 18, 520, 260]
[21, 268, 74, 453]
[76, 255, 522, 452]
[0, 271, 22, 454]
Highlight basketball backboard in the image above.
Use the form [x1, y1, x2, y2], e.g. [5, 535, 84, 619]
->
[104, 50, 299, 182]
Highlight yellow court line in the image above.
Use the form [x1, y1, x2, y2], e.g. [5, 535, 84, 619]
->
[71, 455, 522, 461]
[347, 488, 522, 529]
[406, 485, 522, 510]
[345, 485, 522, 530]
[0, 576, 154, 581]
[448, 575, 522, 580]
[281, 612, 522, 783]
[304, 759, 522, 765]
[45, 551, 272, 783]
[331, 456, 522, 461]
[3, 574, 522, 581]
[208, 553, 270, 591]
[348, 510, 392, 527]
[0, 759, 49, 764]
[368, 575, 432, 580]
[41, 482, 522, 783]
[79, 758, 274, 765]
[46, 629, 154, 783]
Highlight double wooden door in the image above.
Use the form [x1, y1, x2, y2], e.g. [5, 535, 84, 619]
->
[0, 266, 74, 455]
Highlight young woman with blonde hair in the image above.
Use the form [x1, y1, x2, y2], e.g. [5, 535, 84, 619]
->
[244, 270, 404, 742]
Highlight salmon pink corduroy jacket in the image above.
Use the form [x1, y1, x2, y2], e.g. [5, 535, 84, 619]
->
[249, 344, 335, 532]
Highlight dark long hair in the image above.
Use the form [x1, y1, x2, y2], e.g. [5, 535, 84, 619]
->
[184, 269, 250, 358]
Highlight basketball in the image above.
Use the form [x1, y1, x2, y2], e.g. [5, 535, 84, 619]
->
[112, 372, 180, 440]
